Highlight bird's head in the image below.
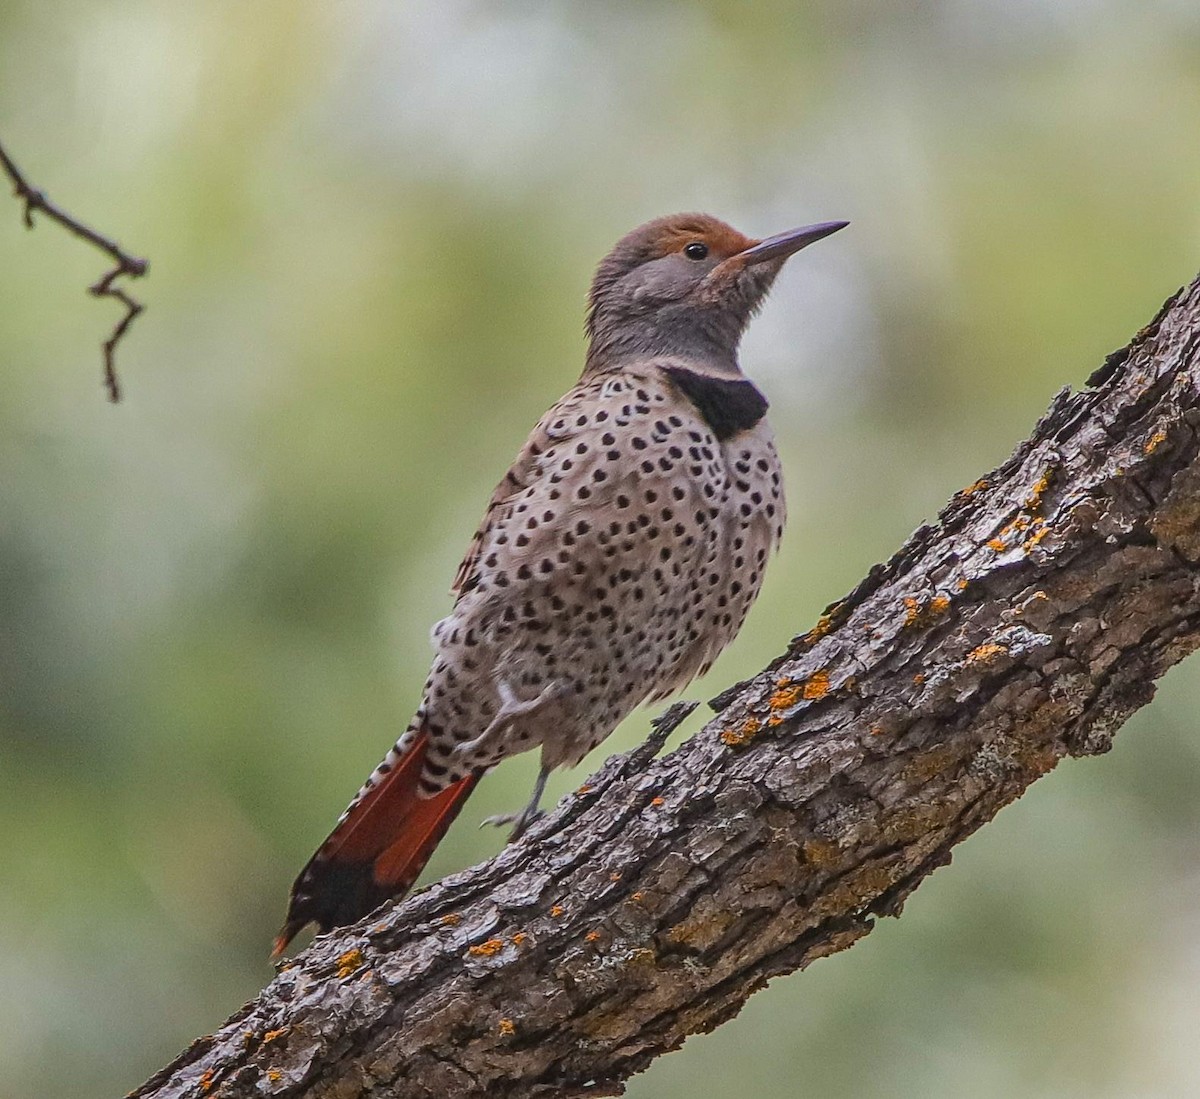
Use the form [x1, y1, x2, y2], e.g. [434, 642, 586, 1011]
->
[584, 212, 847, 374]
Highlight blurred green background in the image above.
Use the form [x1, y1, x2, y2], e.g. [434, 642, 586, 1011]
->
[2, 2, 1200, 1096]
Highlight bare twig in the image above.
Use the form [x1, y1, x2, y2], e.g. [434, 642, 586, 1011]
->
[0, 138, 148, 402]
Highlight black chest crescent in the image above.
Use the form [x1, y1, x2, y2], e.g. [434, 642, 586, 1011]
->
[661, 366, 769, 441]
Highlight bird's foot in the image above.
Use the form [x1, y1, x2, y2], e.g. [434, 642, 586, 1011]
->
[478, 807, 547, 843]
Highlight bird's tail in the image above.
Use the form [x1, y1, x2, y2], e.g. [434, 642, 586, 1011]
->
[273, 730, 477, 956]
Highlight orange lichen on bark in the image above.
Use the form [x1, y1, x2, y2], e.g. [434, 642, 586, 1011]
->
[1024, 523, 1050, 551]
[336, 949, 365, 978]
[512, 932, 528, 946]
[770, 682, 802, 709]
[903, 594, 950, 628]
[1145, 429, 1167, 453]
[576, 784, 592, 795]
[805, 613, 835, 641]
[262, 1028, 288, 1045]
[549, 904, 564, 917]
[267, 1070, 282, 1084]
[956, 578, 969, 591]
[585, 929, 602, 942]
[468, 938, 505, 957]
[498, 1018, 516, 1037]
[1024, 468, 1053, 511]
[967, 642, 1007, 665]
[199, 1069, 215, 1092]
[650, 796, 665, 807]
[630, 891, 645, 903]
[720, 716, 761, 747]
[962, 478, 989, 496]
[985, 468, 1056, 556]
[802, 669, 831, 700]
[438, 913, 462, 927]
[766, 714, 783, 727]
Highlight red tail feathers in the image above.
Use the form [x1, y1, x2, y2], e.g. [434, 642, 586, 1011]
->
[274, 731, 476, 956]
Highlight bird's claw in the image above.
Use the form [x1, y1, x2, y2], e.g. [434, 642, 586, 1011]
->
[478, 812, 517, 830]
[478, 808, 546, 843]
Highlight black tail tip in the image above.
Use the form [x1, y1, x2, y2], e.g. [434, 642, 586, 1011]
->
[273, 857, 396, 958]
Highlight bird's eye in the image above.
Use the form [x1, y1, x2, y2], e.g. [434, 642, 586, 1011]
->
[683, 241, 709, 260]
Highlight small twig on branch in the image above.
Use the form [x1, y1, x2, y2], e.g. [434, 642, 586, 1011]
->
[0, 138, 148, 402]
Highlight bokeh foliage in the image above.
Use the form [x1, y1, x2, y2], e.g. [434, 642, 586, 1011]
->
[2, 2, 1200, 1096]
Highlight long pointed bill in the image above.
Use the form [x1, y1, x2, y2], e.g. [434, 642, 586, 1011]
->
[737, 219, 849, 266]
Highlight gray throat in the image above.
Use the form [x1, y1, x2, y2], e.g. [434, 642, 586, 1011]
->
[585, 303, 747, 377]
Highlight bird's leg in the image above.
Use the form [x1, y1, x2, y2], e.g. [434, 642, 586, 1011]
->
[465, 678, 562, 840]
[479, 764, 550, 842]
[453, 679, 556, 758]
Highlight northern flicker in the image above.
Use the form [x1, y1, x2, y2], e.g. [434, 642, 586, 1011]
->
[274, 213, 848, 954]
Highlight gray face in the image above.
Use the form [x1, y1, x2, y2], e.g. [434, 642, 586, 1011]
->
[623, 248, 720, 306]
[586, 235, 781, 373]
[620, 248, 776, 312]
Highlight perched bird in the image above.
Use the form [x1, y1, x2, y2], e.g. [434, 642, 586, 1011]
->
[274, 212, 848, 954]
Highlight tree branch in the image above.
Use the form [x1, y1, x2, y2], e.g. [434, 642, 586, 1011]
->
[0, 138, 148, 402]
[133, 272, 1200, 1098]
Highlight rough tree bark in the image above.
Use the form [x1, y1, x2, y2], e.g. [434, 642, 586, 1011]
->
[134, 273, 1200, 1099]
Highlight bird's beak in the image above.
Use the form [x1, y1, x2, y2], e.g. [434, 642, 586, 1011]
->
[737, 220, 849, 266]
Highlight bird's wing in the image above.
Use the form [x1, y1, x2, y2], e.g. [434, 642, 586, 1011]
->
[450, 381, 601, 598]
